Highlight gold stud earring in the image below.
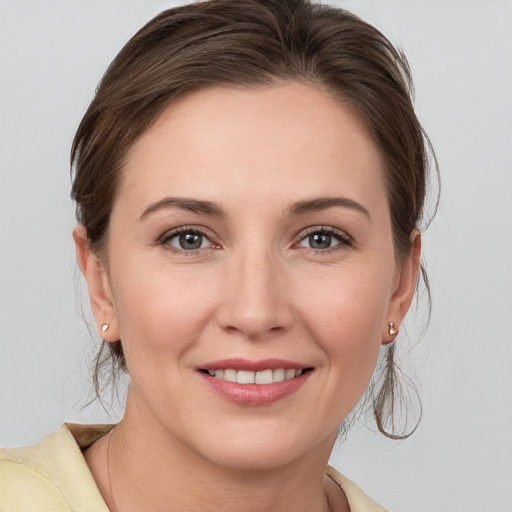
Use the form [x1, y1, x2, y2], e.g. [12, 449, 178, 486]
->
[388, 322, 398, 337]
[101, 323, 110, 333]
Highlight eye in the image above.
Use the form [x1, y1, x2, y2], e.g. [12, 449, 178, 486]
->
[162, 228, 215, 251]
[296, 228, 351, 251]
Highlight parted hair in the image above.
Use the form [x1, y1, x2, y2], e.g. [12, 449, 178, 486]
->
[71, 0, 437, 438]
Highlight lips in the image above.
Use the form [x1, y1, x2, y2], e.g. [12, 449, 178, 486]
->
[199, 358, 312, 405]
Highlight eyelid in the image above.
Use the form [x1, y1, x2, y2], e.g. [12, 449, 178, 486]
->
[159, 225, 220, 251]
[293, 225, 353, 250]
[158, 224, 353, 254]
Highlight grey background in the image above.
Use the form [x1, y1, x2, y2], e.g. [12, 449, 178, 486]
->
[1, 1, 511, 511]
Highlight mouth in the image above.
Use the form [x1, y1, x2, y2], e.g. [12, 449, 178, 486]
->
[199, 367, 311, 384]
[198, 359, 313, 405]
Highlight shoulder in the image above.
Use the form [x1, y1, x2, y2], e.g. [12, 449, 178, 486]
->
[0, 455, 71, 511]
[327, 465, 388, 512]
[0, 428, 74, 511]
[0, 424, 111, 511]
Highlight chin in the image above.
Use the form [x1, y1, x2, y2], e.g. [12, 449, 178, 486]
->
[205, 444, 301, 472]
[190, 421, 334, 472]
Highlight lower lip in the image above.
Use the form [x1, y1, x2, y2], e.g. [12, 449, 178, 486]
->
[200, 371, 311, 406]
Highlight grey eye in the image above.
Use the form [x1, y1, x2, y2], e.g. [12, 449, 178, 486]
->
[309, 232, 333, 249]
[298, 231, 341, 250]
[168, 231, 210, 250]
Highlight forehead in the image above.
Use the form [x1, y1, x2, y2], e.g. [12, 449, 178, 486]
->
[118, 81, 386, 216]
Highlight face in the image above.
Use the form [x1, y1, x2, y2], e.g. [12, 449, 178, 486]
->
[76, 81, 418, 470]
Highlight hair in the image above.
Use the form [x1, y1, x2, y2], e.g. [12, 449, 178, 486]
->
[71, 0, 438, 438]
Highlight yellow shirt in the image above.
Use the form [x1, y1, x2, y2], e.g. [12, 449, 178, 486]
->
[0, 424, 386, 511]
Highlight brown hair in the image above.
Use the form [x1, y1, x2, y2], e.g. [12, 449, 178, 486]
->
[71, 0, 437, 438]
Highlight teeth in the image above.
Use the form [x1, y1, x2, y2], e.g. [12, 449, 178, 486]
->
[223, 369, 237, 383]
[206, 368, 305, 385]
[255, 369, 273, 384]
[237, 370, 255, 384]
[273, 369, 285, 382]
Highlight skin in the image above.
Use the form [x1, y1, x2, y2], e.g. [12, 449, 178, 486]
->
[75, 81, 420, 512]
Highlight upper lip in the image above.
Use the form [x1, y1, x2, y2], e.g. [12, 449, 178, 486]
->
[200, 358, 309, 372]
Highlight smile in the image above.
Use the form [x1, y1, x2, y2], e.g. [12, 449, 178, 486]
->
[204, 368, 304, 384]
[199, 359, 313, 405]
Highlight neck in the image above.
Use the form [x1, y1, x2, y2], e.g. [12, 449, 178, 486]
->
[88, 395, 344, 512]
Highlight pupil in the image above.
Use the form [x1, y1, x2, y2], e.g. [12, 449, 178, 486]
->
[310, 233, 331, 249]
[179, 232, 202, 250]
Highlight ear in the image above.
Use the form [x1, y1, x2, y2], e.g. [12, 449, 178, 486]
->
[73, 225, 119, 342]
[382, 229, 422, 344]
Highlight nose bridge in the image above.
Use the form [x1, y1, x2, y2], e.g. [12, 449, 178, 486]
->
[219, 242, 292, 339]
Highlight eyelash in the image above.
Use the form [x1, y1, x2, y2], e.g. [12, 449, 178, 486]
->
[159, 226, 218, 254]
[293, 226, 353, 255]
[159, 225, 353, 255]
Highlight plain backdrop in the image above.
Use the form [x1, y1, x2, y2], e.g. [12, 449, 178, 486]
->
[1, 1, 511, 511]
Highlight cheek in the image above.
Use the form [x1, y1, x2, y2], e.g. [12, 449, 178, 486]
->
[294, 263, 392, 385]
[109, 257, 219, 363]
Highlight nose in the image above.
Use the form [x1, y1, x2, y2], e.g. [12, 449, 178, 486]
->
[216, 248, 294, 341]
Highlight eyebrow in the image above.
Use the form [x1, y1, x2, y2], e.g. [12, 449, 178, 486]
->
[288, 197, 371, 221]
[138, 197, 227, 221]
[138, 195, 371, 222]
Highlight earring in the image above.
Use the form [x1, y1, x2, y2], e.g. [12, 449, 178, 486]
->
[101, 323, 110, 333]
[388, 322, 399, 337]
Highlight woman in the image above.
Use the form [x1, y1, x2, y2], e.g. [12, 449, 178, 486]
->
[0, 0, 434, 510]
